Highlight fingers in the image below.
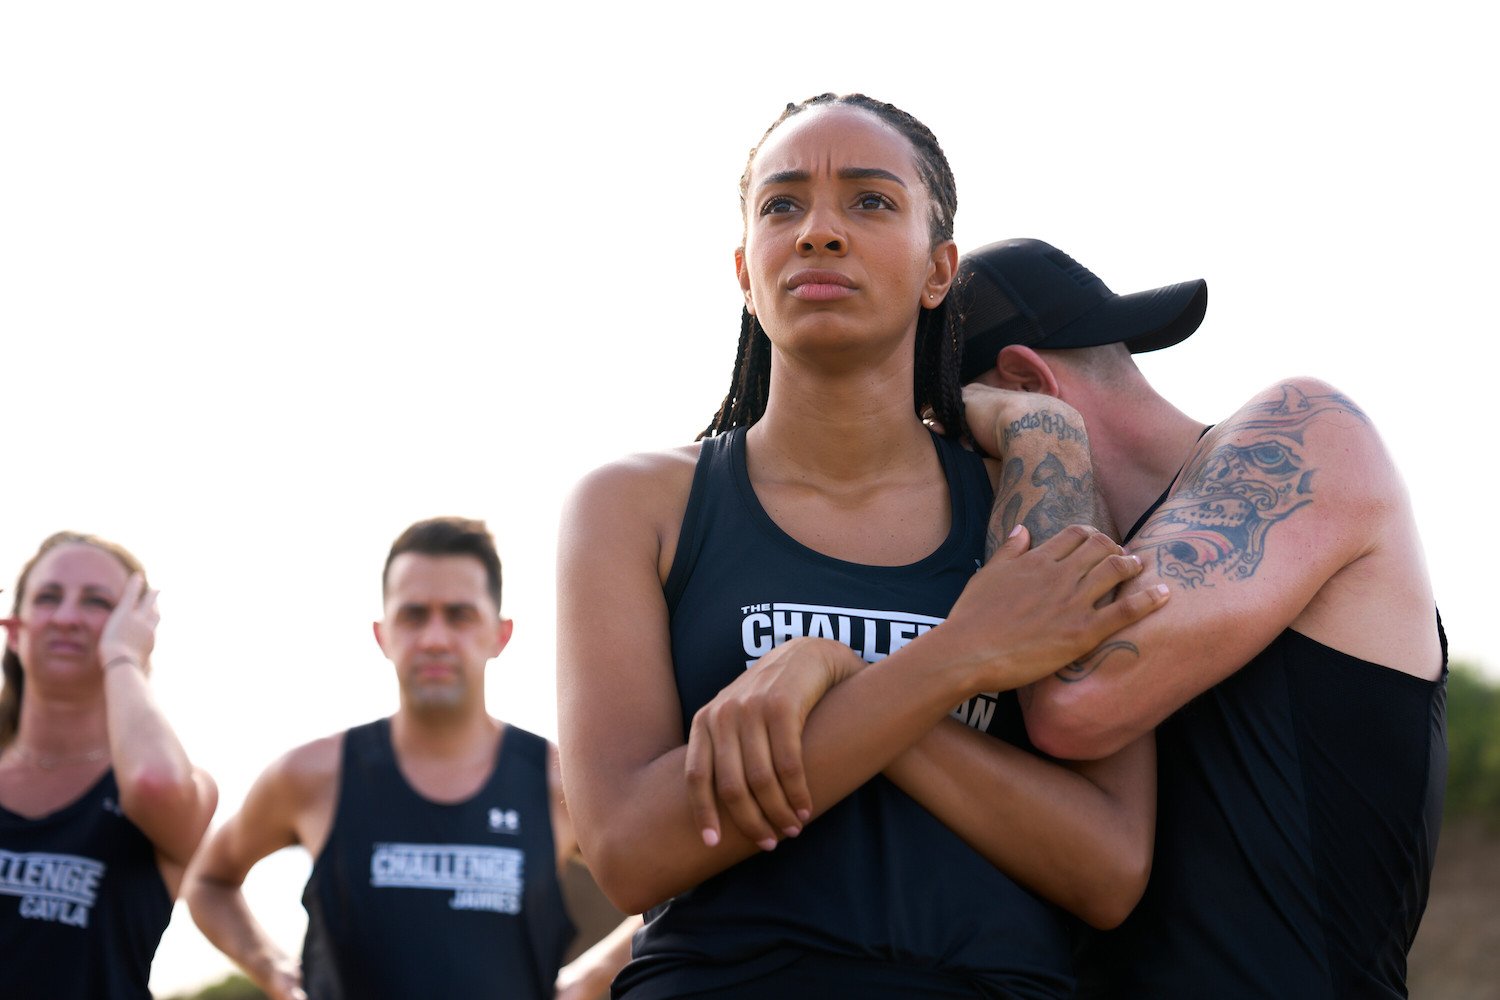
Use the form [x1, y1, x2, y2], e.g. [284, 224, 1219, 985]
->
[766, 709, 812, 828]
[686, 701, 800, 853]
[684, 713, 723, 848]
[1079, 550, 1145, 604]
[1102, 581, 1171, 631]
[733, 723, 801, 846]
[701, 711, 778, 852]
[1033, 523, 1112, 561]
[987, 524, 1030, 563]
[118, 573, 146, 609]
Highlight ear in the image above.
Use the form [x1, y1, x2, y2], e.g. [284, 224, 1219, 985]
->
[372, 620, 388, 658]
[3, 618, 18, 655]
[995, 345, 1063, 397]
[493, 617, 514, 658]
[735, 247, 755, 316]
[921, 240, 959, 309]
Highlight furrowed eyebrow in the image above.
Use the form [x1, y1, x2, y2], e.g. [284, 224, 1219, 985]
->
[838, 167, 907, 187]
[758, 167, 909, 189]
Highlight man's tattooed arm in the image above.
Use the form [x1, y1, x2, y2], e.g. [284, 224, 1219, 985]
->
[1050, 383, 1367, 686]
[983, 407, 1116, 558]
[978, 402, 1132, 694]
[1128, 383, 1364, 589]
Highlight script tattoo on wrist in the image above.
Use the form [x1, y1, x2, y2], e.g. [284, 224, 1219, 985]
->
[1001, 410, 1089, 451]
[1130, 384, 1365, 589]
[1056, 640, 1140, 684]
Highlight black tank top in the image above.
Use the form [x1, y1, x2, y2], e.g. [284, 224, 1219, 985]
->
[301, 719, 575, 1000]
[0, 770, 172, 999]
[615, 428, 1079, 1000]
[1077, 493, 1448, 999]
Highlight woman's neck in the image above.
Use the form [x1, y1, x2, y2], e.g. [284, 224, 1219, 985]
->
[750, 358, 933, 487]
[12, 686, 108, 760]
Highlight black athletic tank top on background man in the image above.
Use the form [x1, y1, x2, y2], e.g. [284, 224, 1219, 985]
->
[1077, 489, 1449, 999]
[0, 770, 172, 1000]
[614, 428, 1079, 1000]
[301, 719, 574, 1000]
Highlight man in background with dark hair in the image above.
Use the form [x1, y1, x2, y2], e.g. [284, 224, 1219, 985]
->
[957, 239, 1446, 998]
[185, 517, 638, 1000]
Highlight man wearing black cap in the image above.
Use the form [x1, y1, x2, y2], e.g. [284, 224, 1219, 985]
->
[957, 238, 1446, 998]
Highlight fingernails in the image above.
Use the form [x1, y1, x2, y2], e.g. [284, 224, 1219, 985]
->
[796, 809, 811, 823]
[782, 826, 802, 838]
[1154, 584, 1169, 599]
[1008, 525, 1024, 538]
[757, 837, 778, 852]
[701, 828, 720, 848]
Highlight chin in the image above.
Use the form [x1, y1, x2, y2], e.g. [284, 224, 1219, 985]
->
[24, 654, 101, 687]
[405, 685, 469, 713]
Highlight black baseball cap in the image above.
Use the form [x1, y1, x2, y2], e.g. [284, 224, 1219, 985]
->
[958, 238, 1208, 382]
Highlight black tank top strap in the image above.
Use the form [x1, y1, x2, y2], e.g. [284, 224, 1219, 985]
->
[492, 725, 556, 858]
[665, 435, 730, 610]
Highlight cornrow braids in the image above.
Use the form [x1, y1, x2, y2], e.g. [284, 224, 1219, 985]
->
[703, 93, 966, 440]
[915, 291, 968, 440]
[699, 308, 770, 440]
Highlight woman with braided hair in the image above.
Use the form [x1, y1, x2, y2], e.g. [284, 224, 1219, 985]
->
[558, 94, 1165, 998]
[0, 533, 216, 999]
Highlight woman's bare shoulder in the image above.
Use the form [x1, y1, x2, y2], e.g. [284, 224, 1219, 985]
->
[565, 443, 704, 525]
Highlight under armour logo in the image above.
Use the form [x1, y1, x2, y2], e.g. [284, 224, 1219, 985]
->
[488, 808, 520, 833]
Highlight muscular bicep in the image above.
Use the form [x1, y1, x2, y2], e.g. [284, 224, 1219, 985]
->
[1025, 380, 1385, 758]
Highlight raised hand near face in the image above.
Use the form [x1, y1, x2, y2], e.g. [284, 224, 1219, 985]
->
[97, 573, 159, 673]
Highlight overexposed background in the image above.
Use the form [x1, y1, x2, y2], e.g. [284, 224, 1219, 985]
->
[2, 2, 1493, 994]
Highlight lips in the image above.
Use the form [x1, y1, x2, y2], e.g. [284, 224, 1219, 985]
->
[787, 269, 857, 301]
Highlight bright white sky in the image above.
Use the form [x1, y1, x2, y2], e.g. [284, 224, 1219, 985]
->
[3, 3, 1494, 994]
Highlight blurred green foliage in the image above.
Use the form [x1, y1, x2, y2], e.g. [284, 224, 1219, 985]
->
[1445, 661, 1500, 824]
[158, 973, 266, 1000]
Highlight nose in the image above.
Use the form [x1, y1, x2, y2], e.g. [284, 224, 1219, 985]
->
[418, 616, 453, 650]
[51, 597, 85, 628]
[797, 204, 846, 256]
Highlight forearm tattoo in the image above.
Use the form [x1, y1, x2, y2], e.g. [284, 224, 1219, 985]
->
[1129, 383, 1365, 589]
[984, 410, 1105, 558]
[1056, 640, 1139, 684]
